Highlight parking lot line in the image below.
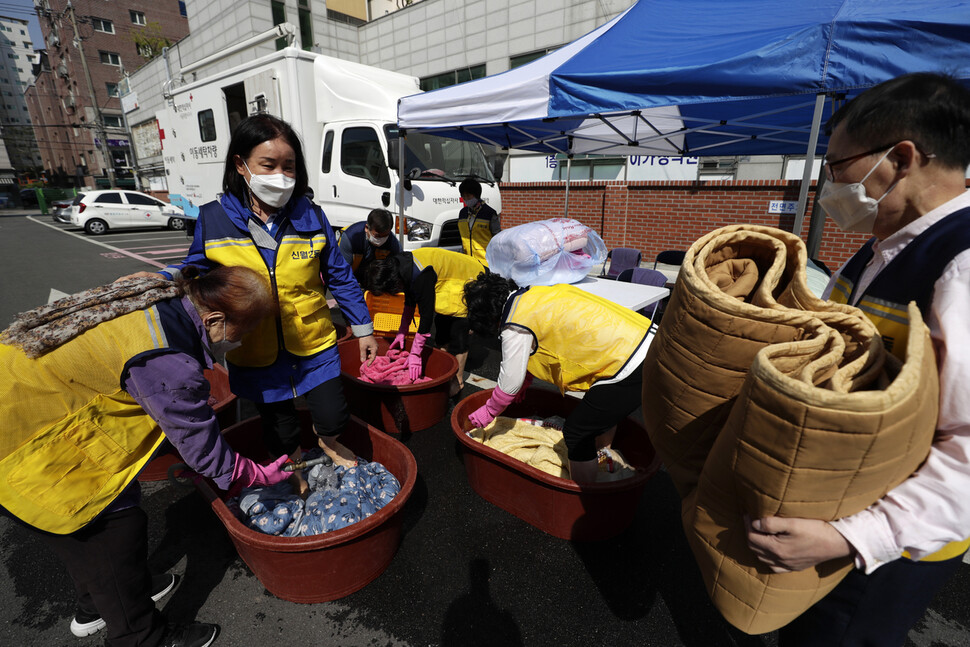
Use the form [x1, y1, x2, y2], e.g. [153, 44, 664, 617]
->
[26, 216, 166, 269]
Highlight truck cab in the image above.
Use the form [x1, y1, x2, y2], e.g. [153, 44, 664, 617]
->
[318, 121, 501, 251]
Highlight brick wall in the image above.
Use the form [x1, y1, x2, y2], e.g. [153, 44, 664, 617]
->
[499, 180, 873, 269]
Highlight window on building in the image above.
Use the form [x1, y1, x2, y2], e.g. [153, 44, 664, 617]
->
[419, 65, 486, 92]
[130, 10, 146, 26]
[553, 154, 626, 181]
[510, 49, 554, 69]
[23, 42, 30, 49]
[298, 6, 313, 51]
[19, 29, 24, 35]
[271, 1, 287, 50]
[103, 115, 122, 128]
[105, 82, 119, 98]
[178, 1, 187, 17]
[198, 109, 216, 142]
[92, 18, 114, 34]
[340, 127, 390, 187]
[99, 51, 121, 66]
[7, 53, 18, 59]
[326, 9, 365, 26]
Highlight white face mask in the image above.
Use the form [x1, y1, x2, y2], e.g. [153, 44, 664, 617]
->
[818, 147, 898, 233]
[244, 160, 296, 209]
[463, 197, 478, 209]
[366, 232, 389, 246]
[207, 318, 242, 361]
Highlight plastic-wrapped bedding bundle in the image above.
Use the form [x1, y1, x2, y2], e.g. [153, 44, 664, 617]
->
[486, 217, 607, 286]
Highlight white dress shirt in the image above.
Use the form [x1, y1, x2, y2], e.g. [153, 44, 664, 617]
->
[826, 190, 970, 572]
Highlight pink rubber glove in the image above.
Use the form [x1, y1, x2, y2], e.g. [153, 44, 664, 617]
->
[407, 332, 430, 381]
[230, 454, 290, 493]
[468, 386, 517, 429]
[392, 304, 417, 348]
[390, 332, 407, 351]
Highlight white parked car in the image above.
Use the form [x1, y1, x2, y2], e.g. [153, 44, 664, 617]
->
[70, 190, 186, 235]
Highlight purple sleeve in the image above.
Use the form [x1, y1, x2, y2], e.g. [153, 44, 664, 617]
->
[124, 352, 236, 490]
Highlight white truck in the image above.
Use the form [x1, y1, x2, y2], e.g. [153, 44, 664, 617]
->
[158, 44, 503, 249]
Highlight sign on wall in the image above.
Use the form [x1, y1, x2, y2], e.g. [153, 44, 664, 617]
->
[132, 120, 162, 159]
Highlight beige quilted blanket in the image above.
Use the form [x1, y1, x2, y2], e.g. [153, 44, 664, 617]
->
[641, 224, 938, 634]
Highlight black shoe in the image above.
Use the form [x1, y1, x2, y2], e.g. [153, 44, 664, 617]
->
[157, 622, 219, 647]
[69, 573, 182, 637]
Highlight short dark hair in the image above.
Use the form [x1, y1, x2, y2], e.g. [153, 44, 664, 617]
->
[364, 256, 405, 296]
[222, 115, 310, 205]
[458, 178, 482, 199]
[826, 72, 970, 171]
[463, 272, 516, 337]
[366, 208, 394, 234]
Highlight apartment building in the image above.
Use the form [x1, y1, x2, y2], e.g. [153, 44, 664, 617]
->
[27, 0, 188, 187]
[0, 14, 41, 181]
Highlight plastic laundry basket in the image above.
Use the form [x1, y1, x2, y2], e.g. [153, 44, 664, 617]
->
[364, 291, 420, 339]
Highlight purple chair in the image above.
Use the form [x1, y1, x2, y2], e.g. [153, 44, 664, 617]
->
[617, 267, 669, 321]
[600, 247, 643, 279]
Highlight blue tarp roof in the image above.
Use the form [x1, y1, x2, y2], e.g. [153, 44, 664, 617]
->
[398, 0, 970, 157]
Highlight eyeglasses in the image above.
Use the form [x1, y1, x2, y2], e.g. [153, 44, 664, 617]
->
[822, 144, 896, 181]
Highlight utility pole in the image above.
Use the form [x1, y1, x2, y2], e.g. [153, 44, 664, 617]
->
[66, 0, 115, 188]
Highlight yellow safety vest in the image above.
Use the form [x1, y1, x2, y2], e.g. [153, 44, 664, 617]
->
[503, 284, 651, 392]
[204, 233, 337, 367]
[0, 307, 174, 534]
[457, 210, 493, 266]
[412, 247, 486, 317]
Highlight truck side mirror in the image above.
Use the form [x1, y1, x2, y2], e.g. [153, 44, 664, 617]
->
[488, 151, 508, 182]
[387, 139, 401, 171]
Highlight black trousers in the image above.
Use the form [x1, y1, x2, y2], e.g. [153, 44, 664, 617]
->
[33, 506, 165, 647]
[563, 358, 644, 462]
[778, 552, 964, 646]
[256, 375, 349, 456]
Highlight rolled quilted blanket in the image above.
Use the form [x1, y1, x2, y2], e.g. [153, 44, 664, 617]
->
[641, 224, 938, 634]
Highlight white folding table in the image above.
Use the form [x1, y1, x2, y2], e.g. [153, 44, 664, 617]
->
[572, 276, 670, 311]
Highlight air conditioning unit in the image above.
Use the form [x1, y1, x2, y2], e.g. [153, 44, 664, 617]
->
[57, 62, 68, 78]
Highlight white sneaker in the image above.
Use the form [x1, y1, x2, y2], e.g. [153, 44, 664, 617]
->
[69, 573, 181, 637]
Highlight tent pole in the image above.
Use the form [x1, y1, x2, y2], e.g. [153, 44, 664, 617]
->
[398, 129, 406, 248]
[792, 93, 826, 237]
[564, 155, 572, 216]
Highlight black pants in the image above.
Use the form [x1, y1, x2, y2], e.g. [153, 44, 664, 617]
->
[778, 552, 964, 646]
[33, 506, 165, 647]
[563, 359, 644, 462]
[256, 375, 349, 456]
[432, 314, 470, 355]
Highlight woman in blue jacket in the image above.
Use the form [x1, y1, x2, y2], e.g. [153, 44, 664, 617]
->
[156, 115, 378, 469]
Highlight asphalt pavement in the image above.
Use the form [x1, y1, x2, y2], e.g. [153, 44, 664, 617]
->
[1, 212, 968, 646]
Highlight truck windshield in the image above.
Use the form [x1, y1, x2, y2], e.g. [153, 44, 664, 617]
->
[385, 126, 495, 184]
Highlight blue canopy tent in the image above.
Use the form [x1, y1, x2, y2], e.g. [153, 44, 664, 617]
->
[397, 0, 970, 242]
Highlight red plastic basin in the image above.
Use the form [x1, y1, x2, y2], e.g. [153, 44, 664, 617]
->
[193, 411, 416, 603]
[138, 363, 237, 482]
[338, 336, 458, 434]
[451, 388, 660, 541]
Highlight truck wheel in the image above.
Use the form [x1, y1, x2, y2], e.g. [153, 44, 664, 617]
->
[168, 217, 186, 231]
[85, 219, 108, 235]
